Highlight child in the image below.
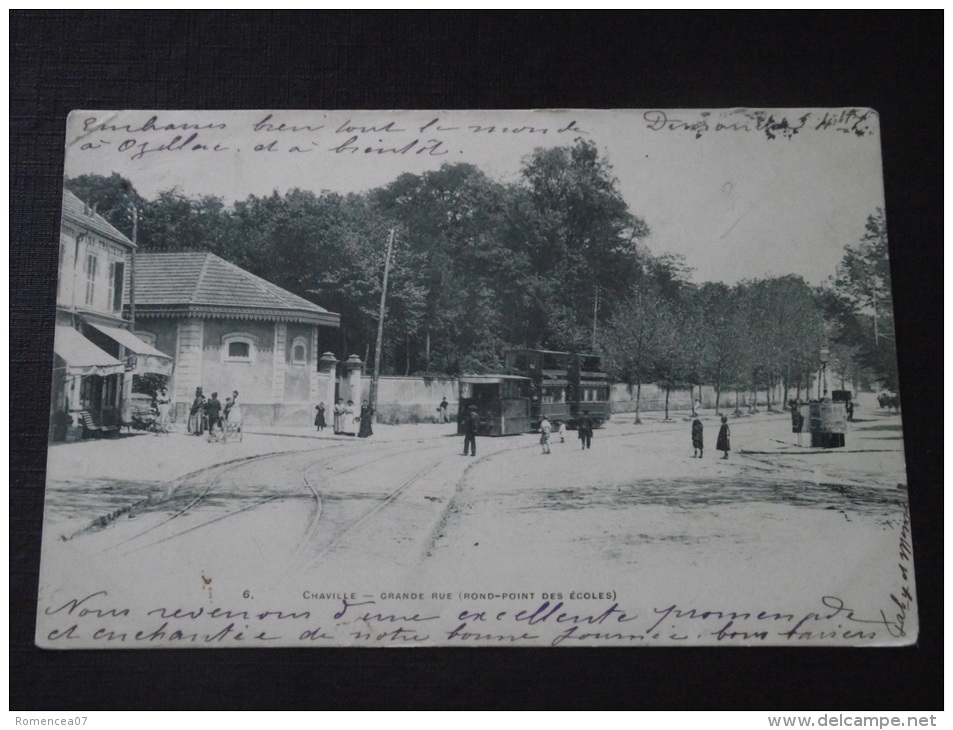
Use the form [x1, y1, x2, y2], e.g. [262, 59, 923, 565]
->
[557, 420, 566, 443]
[539, 416, 552, 454]
[717, 415, 730, 459]
[691, 418, 703, 458]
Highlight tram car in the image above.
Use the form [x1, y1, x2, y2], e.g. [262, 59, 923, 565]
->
[457, 375, 532, 436]
[502, 349, 611, 430]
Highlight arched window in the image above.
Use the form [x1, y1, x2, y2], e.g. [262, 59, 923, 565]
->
[290, 336, 308, 366]
[222, 332, 258, 364]
[134, 331, 157, 347]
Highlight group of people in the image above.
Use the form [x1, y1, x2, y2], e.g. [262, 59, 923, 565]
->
[314, 398, 374, 438]
[691, 415, 731, 459]
[188, 387, 242, 441]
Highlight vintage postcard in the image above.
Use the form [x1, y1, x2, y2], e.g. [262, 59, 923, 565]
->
[37, 109, 915, 648]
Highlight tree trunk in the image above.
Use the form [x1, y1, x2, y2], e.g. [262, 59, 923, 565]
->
[425, 330, 431, 373]
[715, 383, 721, 414]
[664, 385, 671, 420]
[634, 380, 642, 424]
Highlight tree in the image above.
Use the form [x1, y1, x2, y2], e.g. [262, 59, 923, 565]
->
[518, 139, 650, 350]
[831, 209, 898, 389]
[600, 285, 670, 423]
[66, 173, 146, 239]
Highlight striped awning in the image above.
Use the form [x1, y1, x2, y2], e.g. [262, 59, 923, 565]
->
[86, 322, 174, 375]
[53, 326, 124, 377]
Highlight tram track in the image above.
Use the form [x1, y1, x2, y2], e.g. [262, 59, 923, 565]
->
[113, 439, 452, 559]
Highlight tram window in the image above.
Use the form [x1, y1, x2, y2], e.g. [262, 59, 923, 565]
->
[502, 380, 521, 398]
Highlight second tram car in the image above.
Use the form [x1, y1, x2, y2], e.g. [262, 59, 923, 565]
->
[456, 349, 611, 436]
[503, 349, 611, 430]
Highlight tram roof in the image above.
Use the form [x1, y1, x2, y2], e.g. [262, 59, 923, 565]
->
[459, 374, 531, 384]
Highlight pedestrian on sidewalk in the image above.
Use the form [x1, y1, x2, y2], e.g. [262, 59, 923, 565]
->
[438, 396, 449, 423]
[578, 411, 593, 450]
[344, 400, 356, 436]
[717, 415, 731, 459]
[692, 417, 704, 458]
[358, 399, 374, 438]
[205, 392, 222, 441]
[333, 399, 345, 434]
[463, 405, 480, 456]
[155, 388, 171, 434]
[188, 387, 206, 435]
[314, 402, 326, 432]
[539, 416, 552, 454]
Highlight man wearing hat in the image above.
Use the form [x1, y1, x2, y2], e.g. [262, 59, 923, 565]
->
[462, 404, 480, 457]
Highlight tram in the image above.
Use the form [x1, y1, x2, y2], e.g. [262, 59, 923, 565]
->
[457, 349, 611, 436]
[504, 349, 611, 429]
[457, 375, 532, 436]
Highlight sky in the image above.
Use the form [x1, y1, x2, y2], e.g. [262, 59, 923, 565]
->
[63, 108, 886, 286]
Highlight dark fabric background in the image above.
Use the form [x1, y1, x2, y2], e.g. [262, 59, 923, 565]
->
[11, 11, 942, 710]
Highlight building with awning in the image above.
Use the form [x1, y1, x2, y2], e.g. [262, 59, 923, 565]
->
[51, 189, 174, 437]
[129, 252, 340, 426]
[85, 321, 173, 377]
[53, 325, 124, 377]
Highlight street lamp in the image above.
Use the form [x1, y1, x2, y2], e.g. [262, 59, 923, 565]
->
[819, 345, 830, 399]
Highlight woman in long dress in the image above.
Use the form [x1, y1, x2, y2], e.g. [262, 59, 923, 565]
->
[188, 387, 206, 435]
[358, 399, 374, 438]
[716, 416, 730, 459]
[156, 388, 172, 433]
[333, 399, 345, 434]
[343, 400, 356, 436]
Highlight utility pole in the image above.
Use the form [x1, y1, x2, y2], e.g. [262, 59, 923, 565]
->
[129, 204, 137, 329]
[591, 284, 600, 351]
[370, 228, 395, 412]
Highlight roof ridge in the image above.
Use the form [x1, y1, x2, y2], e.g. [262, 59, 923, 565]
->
[211, 253, 303, 307]
[193, 252, 215, 304]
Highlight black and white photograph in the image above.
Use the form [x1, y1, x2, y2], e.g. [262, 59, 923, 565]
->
[36, 108, 915, 649]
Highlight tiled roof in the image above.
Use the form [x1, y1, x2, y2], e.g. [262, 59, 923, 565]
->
[62, 189, 134, 247]
[131, 252, 340, 327]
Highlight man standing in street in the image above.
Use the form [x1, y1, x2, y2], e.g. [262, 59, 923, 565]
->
[463, 404, 480, 456]
[205, 392, 222, 440]
[578, 410, 594, 450]
[438, 396, 449, 423]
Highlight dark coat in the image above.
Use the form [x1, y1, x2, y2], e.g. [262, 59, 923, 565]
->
[358, 405, 374, 437]
[691, 419, 703, 448]
[578, 416, 594, 439]
[205, 397, 221, 422]
[314, 405, 326, 428]
[717, 423, 730, 452]
[465, 409, 481, 436]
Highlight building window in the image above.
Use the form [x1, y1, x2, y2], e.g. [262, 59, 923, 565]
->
[222, 332, 258, 364]
[84, 254, 98, 306]
[134, 331, 156, 347]
[111, 261, 124, 312]
[290, 336, 308, 366]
